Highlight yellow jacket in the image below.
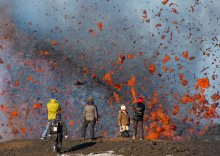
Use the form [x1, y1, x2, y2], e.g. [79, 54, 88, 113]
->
[47, 98, 61, 120]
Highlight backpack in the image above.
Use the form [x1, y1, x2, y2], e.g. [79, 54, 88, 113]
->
[121, 130, 130, 138]
[134, 103, 144, 117]
[50, 120, 61, 134]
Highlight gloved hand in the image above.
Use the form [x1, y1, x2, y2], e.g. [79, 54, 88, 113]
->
[120, 126, 123, 131]
[65, 135, 68, 139]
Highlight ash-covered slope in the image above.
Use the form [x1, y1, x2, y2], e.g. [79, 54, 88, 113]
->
[1, 138, 220, 156]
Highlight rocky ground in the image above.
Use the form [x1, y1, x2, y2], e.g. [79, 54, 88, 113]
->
[1, 137, 220, 156]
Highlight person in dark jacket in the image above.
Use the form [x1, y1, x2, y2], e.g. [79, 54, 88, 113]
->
[50, 119, 68, 154]
[132, 97, 145, 140]
[81, 97, 99, 140]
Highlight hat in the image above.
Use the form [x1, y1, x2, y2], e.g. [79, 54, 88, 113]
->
[120, 104, 126, 111]
[87, 96, 94, 102]
[137, 97, 144, 103]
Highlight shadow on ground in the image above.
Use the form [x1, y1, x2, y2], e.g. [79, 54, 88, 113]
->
[63, 142, 96, 153]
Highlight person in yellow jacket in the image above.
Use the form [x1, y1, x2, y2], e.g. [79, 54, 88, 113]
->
[41, 98, 66, 139]
[47, 98, 61, 120]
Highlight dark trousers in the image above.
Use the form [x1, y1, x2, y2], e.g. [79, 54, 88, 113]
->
[53, 134, 62, 153]
[81, 120, 96, 139]
[133, 120, 144, 138]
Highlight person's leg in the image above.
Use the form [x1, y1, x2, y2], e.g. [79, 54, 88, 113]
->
[90, 120, 96, 139]
[57, 134, 62, 153]
[126, 125, 131, 137]
[140, 120, 144, 139]
[42, 121, 51, 138]
[53, 135, 58, 152]
[81, 120, 89, 138]
[132, 120, 138, 139]
[123, 125, 130, 137]
[121, 126, 126, 131]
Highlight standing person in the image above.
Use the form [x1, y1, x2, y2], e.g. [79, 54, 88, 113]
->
[50, 118, 68, 155]
[132, 97, 145, 140]
[41, 98, 65, 139]
[81, 97, 99, 141]
[118, 104, 130, 137]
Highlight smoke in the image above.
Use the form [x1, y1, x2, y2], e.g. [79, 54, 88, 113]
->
[0, 0, 220, 142]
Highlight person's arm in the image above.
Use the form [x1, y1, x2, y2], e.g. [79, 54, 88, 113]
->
[128, 112, 130, 125]
[58, 104, 61, 111]
[118, 111, 122, 126]
[131, 104, 136, 115]
[94, 105, 98, 122]
[57, 104, 62, 117]
[60, 121, 68, 137]
[83, 105, 86, 119]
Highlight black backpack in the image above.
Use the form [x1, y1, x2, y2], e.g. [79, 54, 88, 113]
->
[50, 120, 61, 134]
[134, 103, 144, 117]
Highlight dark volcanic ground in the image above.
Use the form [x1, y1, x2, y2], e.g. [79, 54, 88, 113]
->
[1, 138, 220, 156]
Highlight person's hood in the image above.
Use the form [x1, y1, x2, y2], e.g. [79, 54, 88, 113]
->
[121, 105, 126, 111]
[86, 96, 94, 105]
[49, 98, 59, 104]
